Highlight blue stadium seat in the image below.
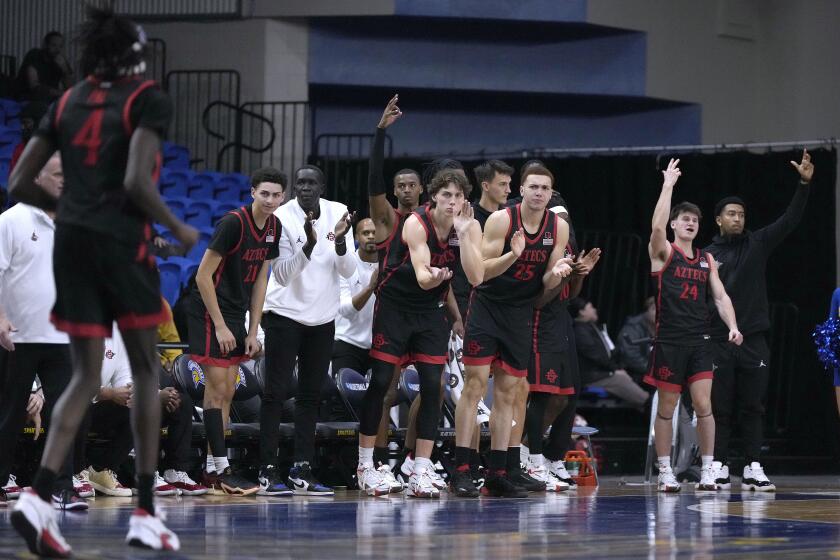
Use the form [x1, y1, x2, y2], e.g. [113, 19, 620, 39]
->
[0, 127, 20, 148]
[0, 99, 21, 126]
[0, 144, 13, 158]
[159, 261, 183, 305]
[187, 227, 214, 261]
[213, 201, 239, 220]
[162, 256, 196, 286]
[162, 142, 190, 169]
[187, 171, 223, 200]
[163, 196, 190, 221]
[0, 156, 10, 188]
[581, 386, 610, 399]
[159, 168, 194, 198]
[184, 200, 221, 228]
[215, 173, 248, 201]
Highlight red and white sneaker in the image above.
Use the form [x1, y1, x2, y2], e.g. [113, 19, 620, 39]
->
[11, 489, 72, 558]
[4, 474, 22, 499]
[73, 471, 95, 499]
[132, 472, 179, 497]
[126, 508, 180, 551]
[163, 469, 209, 496]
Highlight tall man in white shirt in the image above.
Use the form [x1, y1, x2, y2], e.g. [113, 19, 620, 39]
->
[260, 164, 355, 496]
[0, 153, 80, 509]
[332, 218, 378, 375]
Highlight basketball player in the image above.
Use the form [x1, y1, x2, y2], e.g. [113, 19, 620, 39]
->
[453, 164, 573, 498]
[190, 167, 283, 496]
[525, 200, 601, 491]
[9, 6, 197, 554]
[357, 170, 483, 497]
[646, 158, 742, 493]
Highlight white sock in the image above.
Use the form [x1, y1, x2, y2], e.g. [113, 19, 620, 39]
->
[358, 446, 374, 467]
[205, 455, 216, 474]
[701, 455, 714, 468]
[214, 456, 230, 473]
[658, 456, 671, 470]
[414, 457, 433, 473]
[529, 454, 545, 467]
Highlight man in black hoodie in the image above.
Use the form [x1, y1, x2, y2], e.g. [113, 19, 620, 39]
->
[704, 149, 814, 492]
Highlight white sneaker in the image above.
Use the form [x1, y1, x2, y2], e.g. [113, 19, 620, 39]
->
[11, 489, 72, 558]
[126, 508, 180, 551]
[377, 464, 403, 493]
[428, 464, 447, 491]
[712, 461, 731, 489]
[4, 474, 21, 499]
[88, 466, 132, 497]
[131, 471, 180, 497]
[526, 460, 570, 492]
[658, 467, 681, 493]
[164, 469, 209, 496]
[695, 465, 718, 491]
[74, 470, 95, 498]
[406, 468, 440, 499]
[357, 463, 391, 497]
[547, 460, 576, 488]
[742, 462, 776, 492]
[399, 456, 415, 484]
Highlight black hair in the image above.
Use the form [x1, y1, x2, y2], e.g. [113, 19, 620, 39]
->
[669, 201, 702, 221]
[42, 31, 63, 47]
[421, 158, 463, 187]
[473, 159, 514, 186]
[428, 170, 472, 204]
[78, 4, 145, 79]
[294, 164, 326, 185]
[250, 167, 287, 189]
[393, 168, 421, 183]
[714, 196, 745, 217]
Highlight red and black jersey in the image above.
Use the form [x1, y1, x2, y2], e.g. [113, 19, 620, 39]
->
[451, 201, 496, 305]
[192, 205, 280, 317]
[377, 204, 459, 313]
[477, 203, 557, 306]
[35, 75, 172, 246]
[534, 235, 577, 353]
[653, 243, 711, 345]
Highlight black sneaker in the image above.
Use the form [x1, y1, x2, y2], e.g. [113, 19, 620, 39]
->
[258, 465, 293, 497]
[449, 468, 479, 498]
[218, 468, 259, 496]
[52, 489, 89, 511]
[507, 466, 546, 492]
[288, 463, 334, 496]
[470, 465, 485, 489]
[482, 472, 528, 498]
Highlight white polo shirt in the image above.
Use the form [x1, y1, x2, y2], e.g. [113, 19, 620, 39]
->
[264, 198, 355, 326]
[335, 252, 378, 350]
[0, 203, 68, 344]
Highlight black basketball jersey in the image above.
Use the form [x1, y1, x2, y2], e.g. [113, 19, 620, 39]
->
[35, 76, 172, 245]
[478, 204, 557, 305]
[653, 243, 711, 345]
[535, 237, 577, 352]
[451, 201, 496, 304]
[192, 205, 281, 317]
[377, 204, 459, 312]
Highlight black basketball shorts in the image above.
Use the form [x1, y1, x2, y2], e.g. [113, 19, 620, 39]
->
[462, 293, 532, 377]
[643, 341, 713, 393]
[369, 300, 449, 366]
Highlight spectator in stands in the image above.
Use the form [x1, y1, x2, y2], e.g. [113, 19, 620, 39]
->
[158, 299, 182, 373]
[570, 298, 649, 409]
[331, 217, 378, 375]
[16, 31, 74, 103]
[0, 152, 82, 508]
[617, 297, 656, 381]
[10, 101, 50, 172]
[260, 164, 355, 496]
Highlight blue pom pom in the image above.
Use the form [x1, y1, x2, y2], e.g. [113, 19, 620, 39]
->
[813, 318, 840, 369]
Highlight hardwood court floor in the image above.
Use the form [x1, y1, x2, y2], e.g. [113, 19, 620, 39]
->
[3, 475, 840, 559]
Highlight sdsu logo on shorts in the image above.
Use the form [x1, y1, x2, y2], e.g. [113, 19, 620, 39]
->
[372, 334, 387, 349]
[189, 360, 205, 388]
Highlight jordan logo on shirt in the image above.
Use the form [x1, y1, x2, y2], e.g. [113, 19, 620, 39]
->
[31, 232, 38, 241]
[758, 360, 767, 368]
[296, 236, 304, 244]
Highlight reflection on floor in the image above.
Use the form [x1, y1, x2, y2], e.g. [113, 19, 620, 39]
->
[2, 476, 840, 559]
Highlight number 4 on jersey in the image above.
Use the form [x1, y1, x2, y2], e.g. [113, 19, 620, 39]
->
[71, 109, 104, 166]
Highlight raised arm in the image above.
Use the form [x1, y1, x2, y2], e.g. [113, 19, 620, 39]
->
[404, 215, 452, 290]
[707, 255, 743, 345]
[481, 210, 522, 281]
[453, 201, 484, 287]
[755, 149, 813, 249]
[369, 95, 402, 242]
[649, 158, 681, 270]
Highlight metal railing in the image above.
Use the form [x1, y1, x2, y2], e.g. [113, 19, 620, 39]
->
[115, 0, 241, 20]
[202, 100, 275, 172]
[240, 101, 310, 175]
[310, 133, 393, 207]
[165, 69, 240, 171]
[144, 38, 166, 86]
